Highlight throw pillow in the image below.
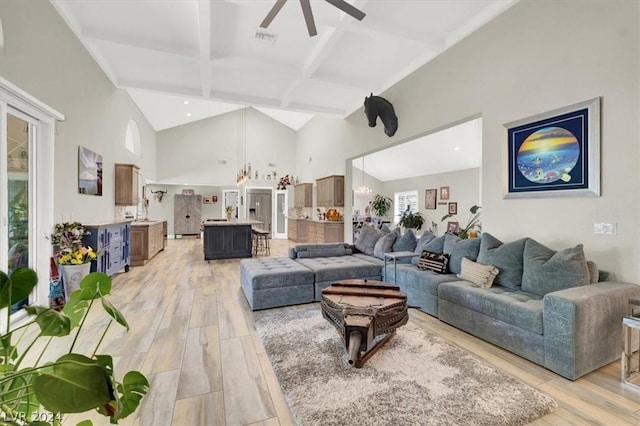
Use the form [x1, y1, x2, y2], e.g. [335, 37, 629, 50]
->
[521, 239, 590, 296]
[392, 230, 417, 253]
[411, 234, 445, 265]
[443, 233, 481, 275]
[373, 232, 397, 260]
[417, 250, 450, 274]
[354, 224, 385, 256]
[476, 233, 528, 289]
[587, 260, 599, 284]
[457, 257, 499, 288]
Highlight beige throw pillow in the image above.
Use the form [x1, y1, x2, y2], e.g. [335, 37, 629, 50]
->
[457, 257, 499, 288]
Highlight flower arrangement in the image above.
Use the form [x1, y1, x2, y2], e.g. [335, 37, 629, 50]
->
[226, 205, 234, 214]
[52, 222, 97, 265]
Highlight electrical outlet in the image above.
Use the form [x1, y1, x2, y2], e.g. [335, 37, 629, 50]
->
[593, 222, 617, 235]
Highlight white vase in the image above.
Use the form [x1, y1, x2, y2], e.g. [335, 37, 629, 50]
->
[59, 263, 91, 300]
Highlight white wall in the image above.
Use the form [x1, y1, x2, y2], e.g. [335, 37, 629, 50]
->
[0, 0, 157, 224]
[298, 0, 640, 282]
[382, 168, 480, 233]
[156, 108, 297, 186]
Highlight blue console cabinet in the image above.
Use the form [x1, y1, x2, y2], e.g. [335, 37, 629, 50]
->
[82, 221, 131, 276]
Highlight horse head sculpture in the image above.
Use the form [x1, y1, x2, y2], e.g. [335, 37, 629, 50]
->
[364, 93, 398, 137]
[150, 189, 167, 202]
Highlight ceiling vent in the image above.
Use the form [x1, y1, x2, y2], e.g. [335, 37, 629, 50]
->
[254, 29, 277, 44]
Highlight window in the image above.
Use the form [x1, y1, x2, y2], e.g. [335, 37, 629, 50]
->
[125, 119, 141, 156]
[394, 190, 418, 224]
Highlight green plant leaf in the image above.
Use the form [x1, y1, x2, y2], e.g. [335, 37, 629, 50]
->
[94, 355, 119, 420]
[116, 371, 149, 420]
[77, 273, 112, 300]
[100, 298, 129, 331]
[25, 306, 72, 337]
[62, 292, 90, 329]
[2, 368, 41, 416]
[0, 268, 38, 309]
[32, 354, 111, 413]
[76, 421, 94, 426]
[1, 333, 18, 361]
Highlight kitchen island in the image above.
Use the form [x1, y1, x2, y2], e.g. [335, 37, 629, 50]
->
[203, 221, 259, 260]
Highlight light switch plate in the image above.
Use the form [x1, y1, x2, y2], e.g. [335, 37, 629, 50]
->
[593, 222, 617, 235]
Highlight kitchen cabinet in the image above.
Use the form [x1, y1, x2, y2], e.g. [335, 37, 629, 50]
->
[316, 175, 344, 207]
[290, 220, 343, 243]
[130, 221, 164, 266]
[82, 221, 131, 276]
[115, 164, 139, 206]
[288, 218, 309, 242]
[294, 183, 313, 208]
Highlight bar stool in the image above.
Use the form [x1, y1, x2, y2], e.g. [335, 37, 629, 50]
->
[252, 228, 270, 256]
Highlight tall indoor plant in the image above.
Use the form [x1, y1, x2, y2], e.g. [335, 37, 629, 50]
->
[398, 206, 425, 231]
[371, 194, 392, 218]
[441, 205, 481, 239]
[0, 268, 149, 425]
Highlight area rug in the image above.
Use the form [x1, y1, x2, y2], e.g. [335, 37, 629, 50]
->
[254, 305, 557, 426]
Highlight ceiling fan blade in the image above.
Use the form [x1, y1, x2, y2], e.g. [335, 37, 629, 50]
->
[324, 0, 366, 21]
[299, 0, 317, 37]
[260, 0, 288, 29]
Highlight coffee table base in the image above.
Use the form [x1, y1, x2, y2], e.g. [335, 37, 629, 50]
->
[321, 279, 408, 367]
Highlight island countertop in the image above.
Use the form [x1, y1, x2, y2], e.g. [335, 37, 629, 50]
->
[131, 220, 164, 226]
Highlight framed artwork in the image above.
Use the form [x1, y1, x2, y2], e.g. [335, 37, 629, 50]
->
[440, 186, 450, 200]
[78, 146, 103, 196]
[212, 195, 218, 203]
[447, 221, 459, 233]
[425, 189, 437, 209]
[203, 197, 212, 204]
[448, 202, 457, 215]
[182, 189, 195, 196]
[504, 97, 600, 198]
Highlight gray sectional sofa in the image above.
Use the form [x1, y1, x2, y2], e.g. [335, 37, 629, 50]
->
[240, 229, 640, 380]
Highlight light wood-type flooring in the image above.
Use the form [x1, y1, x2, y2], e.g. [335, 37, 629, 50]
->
[41, 238, 640, 425]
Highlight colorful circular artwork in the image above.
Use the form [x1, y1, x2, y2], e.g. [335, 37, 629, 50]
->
[517, 126, 580, 184]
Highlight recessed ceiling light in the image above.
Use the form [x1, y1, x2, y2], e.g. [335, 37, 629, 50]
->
[454, 146, 460, 151]
[186, 113, 191, 117]
[183, 101, 189, 105]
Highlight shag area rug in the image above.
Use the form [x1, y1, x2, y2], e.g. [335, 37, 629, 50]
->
[254, 305, 557, 426]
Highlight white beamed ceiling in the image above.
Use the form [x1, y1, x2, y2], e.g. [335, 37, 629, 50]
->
[50, 0, 518, 131]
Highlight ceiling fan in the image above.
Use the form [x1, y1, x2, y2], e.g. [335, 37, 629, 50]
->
[260, 0, 366, 37]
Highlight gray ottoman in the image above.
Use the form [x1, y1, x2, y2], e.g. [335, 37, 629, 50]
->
[294, 256, 382, 300]
[240, 257, 314, 310]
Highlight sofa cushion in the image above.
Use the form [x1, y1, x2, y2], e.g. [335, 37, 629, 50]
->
[439, 281, 544, 335]
[240, 257, 314, 290]
[415, 231, 436, 251]
[295, 256, 382, 283]
[443, 233, 481, 275]
[476, 233, 527, 290]
[392, 231, 417, 264]
[373, 232, 397, 260]
[417, 250, 450, 274]
[354, 225, 385, 256]
[457, 257, 499, 288]
[521, 239, 590, 296]
[411, 234, 445, 265]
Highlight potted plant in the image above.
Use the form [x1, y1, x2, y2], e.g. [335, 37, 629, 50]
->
[371, 194, 392, 218]
[398, 206, 425, 231]
[0, 268, 149, 425]
[441, 205, 481, 239]
[226, 205, 234, 220]
[51, 222, 97, 300]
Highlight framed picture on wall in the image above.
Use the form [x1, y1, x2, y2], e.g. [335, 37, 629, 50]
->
[448, 202, 457, 215]
[203, 197, 212, 204]
[504, 97, 600, 198]
[440, 186, 450, 200]
[78, 146, 103, 196]
[212, 195, 218, 203]
[425, 189, 437, 209]
[447, 221, 459, 233]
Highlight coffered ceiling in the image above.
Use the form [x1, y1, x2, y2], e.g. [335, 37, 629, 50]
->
[51, 0, 518, 131]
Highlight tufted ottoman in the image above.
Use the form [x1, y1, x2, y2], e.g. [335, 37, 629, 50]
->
[240, 257, 315, 310]
[294, 256, 382, 300]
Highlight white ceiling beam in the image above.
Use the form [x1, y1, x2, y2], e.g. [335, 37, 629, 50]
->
[118, 79, 203, 98]
[82, 28, 197, 59]
[348, 17, 445, 51]
[196, 0, 212, 98]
